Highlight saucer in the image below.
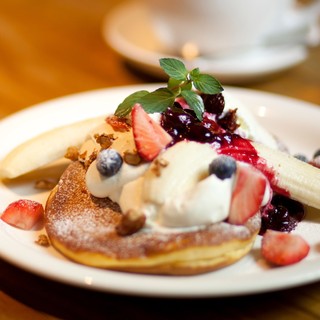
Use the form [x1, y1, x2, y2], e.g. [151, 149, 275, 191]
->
[102, 1, 308, 84]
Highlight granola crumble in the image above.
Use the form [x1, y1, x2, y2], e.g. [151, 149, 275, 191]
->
[151, 158, 169, 177]
[94, 133, 115, 149]
[64, 146, 79, 161]
[35, 234, 50, 247]
[116, 210, 146, 236]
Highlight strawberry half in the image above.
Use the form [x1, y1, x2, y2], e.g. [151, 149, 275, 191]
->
[131, 103, 172, 161]
[262, 229, 310, 266]
[1, 199, 44, 230]
[228, 164, 268, 225]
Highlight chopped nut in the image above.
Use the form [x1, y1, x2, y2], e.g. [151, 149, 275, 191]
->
[94, 133, 115, 149]
[34, 179, 57, 190]
[35, 234, 50, 247]
[116, 210, 146, 236]
[106, 115, 131, 132]
[84, 150, 98, 169]
[123, 150, 141, 165]
[64, 146, 79, 161]
[151, 158, 169, 177]
[217, 108, 240, 133]
[78, 150, 87, 163]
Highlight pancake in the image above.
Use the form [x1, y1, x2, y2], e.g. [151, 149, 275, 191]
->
[45, 161, 261, 275]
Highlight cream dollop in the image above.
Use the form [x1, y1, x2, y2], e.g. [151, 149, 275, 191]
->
[86, 141, 269, 231]
[86, 161, 149, 203]
[157, 174, 232, 227]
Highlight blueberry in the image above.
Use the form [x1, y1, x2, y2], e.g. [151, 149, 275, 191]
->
[209, 155, 236, 180]
[96, 149, 123, 177]
[293, 153, 308, 162]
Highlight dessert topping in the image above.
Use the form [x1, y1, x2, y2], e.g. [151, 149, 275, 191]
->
[64, 146, 79, 161]
[151, 157, 169, 177]
[228, 165, 268, 225]
[34, 179, 57, 190]
[123, 150, 141, 165]
[131, 103, 172, 161]
[261, 230, 310, 266]
[35, 234, 50, 247]
[116, 209, 146, 236]
[115, 58, 223, 121]
[209, 155, 237, 180]
[96, 149, 123, 177]
[106, 115, 130, 132]
[94, 133, 115, 149]
[1, 199, 44, 230]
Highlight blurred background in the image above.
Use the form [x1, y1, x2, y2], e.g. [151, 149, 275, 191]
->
[0, 0, 319, 120]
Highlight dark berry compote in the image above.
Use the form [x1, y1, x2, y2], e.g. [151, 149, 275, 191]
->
[260, 195, 305, 235]
[160, 92, 305, 234]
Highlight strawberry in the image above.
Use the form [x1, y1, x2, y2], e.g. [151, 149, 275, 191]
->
[228, 164, 268, 225]
[1, 199, 44, 230]
[262, 229, 310, 266]
[131, 103, 172, 161]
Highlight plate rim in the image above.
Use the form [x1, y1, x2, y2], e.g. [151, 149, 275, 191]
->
[0, 85, 320, 298]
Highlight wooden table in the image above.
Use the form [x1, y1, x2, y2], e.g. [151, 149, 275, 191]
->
[0, 1, 319, 319]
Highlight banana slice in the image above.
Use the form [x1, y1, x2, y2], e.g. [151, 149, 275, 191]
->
[253, 142, 320, 210]
[0, 116, 105, 179]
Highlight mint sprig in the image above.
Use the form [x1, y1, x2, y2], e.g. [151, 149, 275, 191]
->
[114, 58, 223, 120]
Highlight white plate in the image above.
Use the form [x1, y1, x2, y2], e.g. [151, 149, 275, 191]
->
[0, 85, 320, 297]
[103, 1, 308, 84]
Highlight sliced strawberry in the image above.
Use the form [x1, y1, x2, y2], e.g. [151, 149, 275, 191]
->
[228, 164, 268, 225]
[1, 199, 44, 230]
[262, 229, 310, 266]
[131, 103, 172, 161]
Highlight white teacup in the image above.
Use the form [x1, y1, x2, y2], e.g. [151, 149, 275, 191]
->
[144, 0, 319, 57]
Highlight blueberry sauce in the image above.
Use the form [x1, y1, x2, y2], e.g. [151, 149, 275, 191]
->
[260, 194, 305, 235]
[160, 93, 305, 233]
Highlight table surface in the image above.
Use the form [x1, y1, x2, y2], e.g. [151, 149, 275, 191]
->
[0, 0, 320, 319]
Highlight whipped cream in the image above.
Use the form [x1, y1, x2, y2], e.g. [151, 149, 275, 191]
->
[149, 173, 233, 228]
[85, 140, 270, 231]
[119, 141, 231, 229]
[87, 161, 149, 202]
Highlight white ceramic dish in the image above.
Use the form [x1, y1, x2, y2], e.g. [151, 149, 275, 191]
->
[0, 85, 320, 297]
[103, 1, 308, 84]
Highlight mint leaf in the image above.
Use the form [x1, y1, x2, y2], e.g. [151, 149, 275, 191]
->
[160, 58, 188, 81]
[191, 73, 223, 94]
[181, 90, 204, 120]
[190, 67, 200, 78]
[115, 90, 149, 117]
[139, 88, 176, 113]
